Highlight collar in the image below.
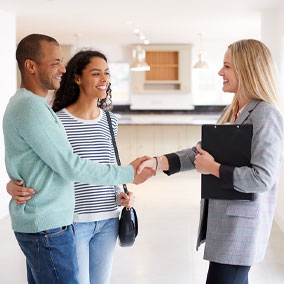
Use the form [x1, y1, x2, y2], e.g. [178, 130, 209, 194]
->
[234, 99, 262, 124]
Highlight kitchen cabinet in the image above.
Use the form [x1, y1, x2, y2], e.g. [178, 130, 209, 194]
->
[131, 45, 192, 94]
[130, 45, 193, 110]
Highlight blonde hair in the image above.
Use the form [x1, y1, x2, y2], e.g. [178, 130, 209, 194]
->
[219, 39, 280, 124]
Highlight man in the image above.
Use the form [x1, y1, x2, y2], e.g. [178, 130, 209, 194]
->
[3, 34, 153, 283]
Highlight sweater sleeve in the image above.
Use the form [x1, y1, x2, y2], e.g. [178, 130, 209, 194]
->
[13, 99, 134, 186]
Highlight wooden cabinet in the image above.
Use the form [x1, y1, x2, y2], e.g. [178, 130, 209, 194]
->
[131, 45, 192, 95]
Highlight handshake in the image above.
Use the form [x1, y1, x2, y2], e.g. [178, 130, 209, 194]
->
[129, 156, 168, 185]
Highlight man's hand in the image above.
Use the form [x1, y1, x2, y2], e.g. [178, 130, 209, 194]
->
[130, 156, 151, 173]
[133, 167, 156, 185]
[130, 156, 156, 185]
[7, 180, 35, 204]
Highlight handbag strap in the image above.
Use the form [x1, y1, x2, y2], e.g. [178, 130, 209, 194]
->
[105, 111, 129, 194]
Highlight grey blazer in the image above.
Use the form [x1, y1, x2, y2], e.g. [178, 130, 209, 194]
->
[166, 100, 284, 266]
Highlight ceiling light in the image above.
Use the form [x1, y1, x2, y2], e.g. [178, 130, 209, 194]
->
[130, 46, 150, 72]
[133, 28, 140, 34]
[144, 39, 150, 45]
[193, 53, 209, 69]
[193, 33, 209, 69]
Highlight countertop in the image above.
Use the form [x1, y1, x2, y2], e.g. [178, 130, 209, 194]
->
[115, 113, 219, 125]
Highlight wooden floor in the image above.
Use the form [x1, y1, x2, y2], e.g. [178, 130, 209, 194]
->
[1, 171, 284, 283]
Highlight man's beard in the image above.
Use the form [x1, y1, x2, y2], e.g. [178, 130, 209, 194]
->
[38, 70, 56, 90]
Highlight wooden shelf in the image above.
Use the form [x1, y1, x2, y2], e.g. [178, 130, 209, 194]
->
[144, 80, 181, 84]
[146, 51, 179, 81]
[130, 44, 192, 97]
[149, 64, 178, 68]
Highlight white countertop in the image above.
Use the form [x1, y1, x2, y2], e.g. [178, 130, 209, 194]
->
[116, 113, 219, 125]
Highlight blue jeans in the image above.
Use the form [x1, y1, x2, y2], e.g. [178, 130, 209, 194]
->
[74, 218, 119, 284]
[14, 225, 79, 284]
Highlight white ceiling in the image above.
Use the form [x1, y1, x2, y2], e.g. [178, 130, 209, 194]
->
[1, 0, 284, 48]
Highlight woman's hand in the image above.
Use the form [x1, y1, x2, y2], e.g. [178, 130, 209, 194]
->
[7, 180, 35, 204]
[137, 158, 156, 174]
[194, 146, 220, 177]
[117, 191, 135, 209]
[137, 155, 169, 174]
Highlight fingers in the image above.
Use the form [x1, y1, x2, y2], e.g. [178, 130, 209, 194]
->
[133, 168, 155, 185]
[17, 187, 35, 195]
[7, 180, 35, 204]
[14, 195, 32, 204]
[137, 159, 155, 175]
[118, 192, 135, 208]
[119, 192, 129, 201]
[195, 145, 205, 154]
[149, 168, 156, 176]
[7, 180, 35, 194]
[130, 156, 153, 175]
[138, 155, 152, 162]
[126, 191, 135, 208]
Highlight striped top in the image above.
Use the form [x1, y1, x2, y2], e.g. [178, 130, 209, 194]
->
[56, 108, 121, 222]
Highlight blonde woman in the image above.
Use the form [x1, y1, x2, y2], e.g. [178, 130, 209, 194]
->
[138, 39, 284, 284]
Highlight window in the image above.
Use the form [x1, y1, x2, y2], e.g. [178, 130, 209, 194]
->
[192, 68, 233, 106]
[109, 62, 130, 105]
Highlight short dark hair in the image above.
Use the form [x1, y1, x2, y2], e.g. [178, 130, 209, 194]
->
[16, 34, 58, 73]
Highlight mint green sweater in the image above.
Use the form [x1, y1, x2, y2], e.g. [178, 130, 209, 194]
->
[3, 89, 134, 233]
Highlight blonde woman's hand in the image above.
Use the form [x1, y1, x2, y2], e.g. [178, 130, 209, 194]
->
[137, 157, 156, 174]
[194, 146, 220, 177]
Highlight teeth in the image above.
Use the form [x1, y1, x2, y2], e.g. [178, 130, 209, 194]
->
[97, 86, 106, 90]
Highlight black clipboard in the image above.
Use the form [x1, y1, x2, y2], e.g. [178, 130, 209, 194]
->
[201, 124, 254, 201]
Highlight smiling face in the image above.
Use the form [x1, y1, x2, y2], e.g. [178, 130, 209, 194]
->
[36, 41, 65, 91]
[218, 48, 238, 94]
[75, 56, 110, 100]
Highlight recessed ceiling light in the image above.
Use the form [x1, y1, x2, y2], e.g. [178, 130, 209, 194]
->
[133, 28, 140, 34]
[144, 39, 150, 45]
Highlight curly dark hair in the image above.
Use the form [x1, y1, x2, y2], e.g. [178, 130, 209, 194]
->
[52, 50, 112, 112]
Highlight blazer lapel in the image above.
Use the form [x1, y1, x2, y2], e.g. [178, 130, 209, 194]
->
[234, 99, 262, 125]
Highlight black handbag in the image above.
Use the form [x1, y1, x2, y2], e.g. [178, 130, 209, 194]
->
[105, 111, 138, 247]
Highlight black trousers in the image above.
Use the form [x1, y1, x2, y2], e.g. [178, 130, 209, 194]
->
[206, 262, 251, 284]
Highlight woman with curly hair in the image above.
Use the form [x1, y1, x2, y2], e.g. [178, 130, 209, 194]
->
[8, 50, 134, 284]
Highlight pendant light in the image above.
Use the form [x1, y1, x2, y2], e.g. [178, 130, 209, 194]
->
[130, 46, 150, 72]
[193, 33, 209, 69]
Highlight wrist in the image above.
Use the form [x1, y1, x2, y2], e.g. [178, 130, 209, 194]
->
[154, 156, 163, 171]
[211, 162, 220, 178]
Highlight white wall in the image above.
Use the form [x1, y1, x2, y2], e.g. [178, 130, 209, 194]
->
[0, 10, 17, 219]
[261, 5, 284, 233]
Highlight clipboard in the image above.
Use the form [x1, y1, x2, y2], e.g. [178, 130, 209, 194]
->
[201, 124, 254, 201]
